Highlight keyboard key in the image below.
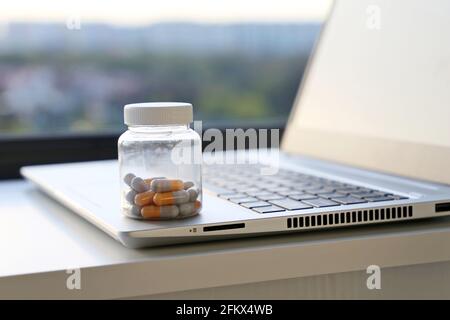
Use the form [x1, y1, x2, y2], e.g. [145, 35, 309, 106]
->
[257, 194, 285, 201]
[277, 189, 302, 196]
[312, 187, 336, 194]
[372, 191, 393, 197]
[349, 191, 374, 198]
[364, 196, 395, 202]
[288, 193, 318, 201]
[358, 187, 375, 192]
[230, 184, 255, 191]
[331, 196, 367, 205]
[301, 184, 324, 191]
[245, 191, 273, 197]
[393, 195, 409, 200]
[220, 193, 247, 199]
[275, 186, 294, 192]
[336, 187, 360, 193]
[258, 182, 283, 190]
[350, 190, 374, 196]
[269, 178, 289, 185]
[319, 192, 347, 199]
[236, 187, 261, 193]
[285, 181, 311, 188]
[302, 198, 341, 208]
[229, 197, 259, 204]
[240, 201, 271, 209]
[269, 199, 313, 210]
[253, 205, 286, 213]
[325, 181, 347, 188]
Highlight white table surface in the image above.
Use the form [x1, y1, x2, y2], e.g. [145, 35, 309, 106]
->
[2, 179, 450, 299]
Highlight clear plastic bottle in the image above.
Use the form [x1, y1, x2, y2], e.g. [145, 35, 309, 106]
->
[118, 102, 202, 220]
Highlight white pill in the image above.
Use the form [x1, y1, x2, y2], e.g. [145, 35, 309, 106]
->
[125, 189, 137, 204]
[131, 177, 149, 193]
[178, 202, 199, 217]
[124, 205, 142, 219]
[123, 173, 136, 186]
[183, 181, 194, 190]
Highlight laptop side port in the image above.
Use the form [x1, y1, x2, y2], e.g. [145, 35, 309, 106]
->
[203, 223, 245, 232]
[436, 202, 450, 213]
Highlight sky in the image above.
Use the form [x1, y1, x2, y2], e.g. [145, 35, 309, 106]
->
[0, 0, 331, 25]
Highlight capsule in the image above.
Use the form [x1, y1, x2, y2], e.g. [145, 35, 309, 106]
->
[178, 200, 202, 217]
[144, 177, 166, 186]
[150, 179, 184, 193]
[187, 187, 199, 202]
[123, 173, 136, 187]
[124, 189, 137, 204]
[141, 205, 179, 219]
[183, 181, 194, 190]
[131, 176, 150, 193]
[124, 205, 142, 219]
[134, 191, 155, 206]
[153, 190, 189, 206]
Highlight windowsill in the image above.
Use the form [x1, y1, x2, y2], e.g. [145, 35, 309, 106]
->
[1, 179, 450, 298]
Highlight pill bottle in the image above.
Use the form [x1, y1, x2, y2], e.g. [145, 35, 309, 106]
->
[118, 102, 202, 220]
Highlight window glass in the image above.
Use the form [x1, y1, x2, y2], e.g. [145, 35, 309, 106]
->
[0, 0, 330, 135]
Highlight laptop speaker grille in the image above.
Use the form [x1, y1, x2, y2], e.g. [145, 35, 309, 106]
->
[286, 205, 413, 229]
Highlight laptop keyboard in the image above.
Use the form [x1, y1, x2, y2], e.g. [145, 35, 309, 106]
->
[203, 165, 408, 214]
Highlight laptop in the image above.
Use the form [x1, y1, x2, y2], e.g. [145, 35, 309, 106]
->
[21, 0, 450, 248]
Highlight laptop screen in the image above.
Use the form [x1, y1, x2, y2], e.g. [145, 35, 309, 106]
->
[283, 0, 450, 185]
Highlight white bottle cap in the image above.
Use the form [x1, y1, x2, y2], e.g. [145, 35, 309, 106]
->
[124, 102, 193, 126]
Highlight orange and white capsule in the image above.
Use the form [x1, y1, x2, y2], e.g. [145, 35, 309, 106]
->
[144, 176, 165, 186]
[141, 205, 179, 219]
[151, 179, 184, 193]
[178, 200, 201, 217]
[134, 191, 155, 206]
[153, 190, 189, 206]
